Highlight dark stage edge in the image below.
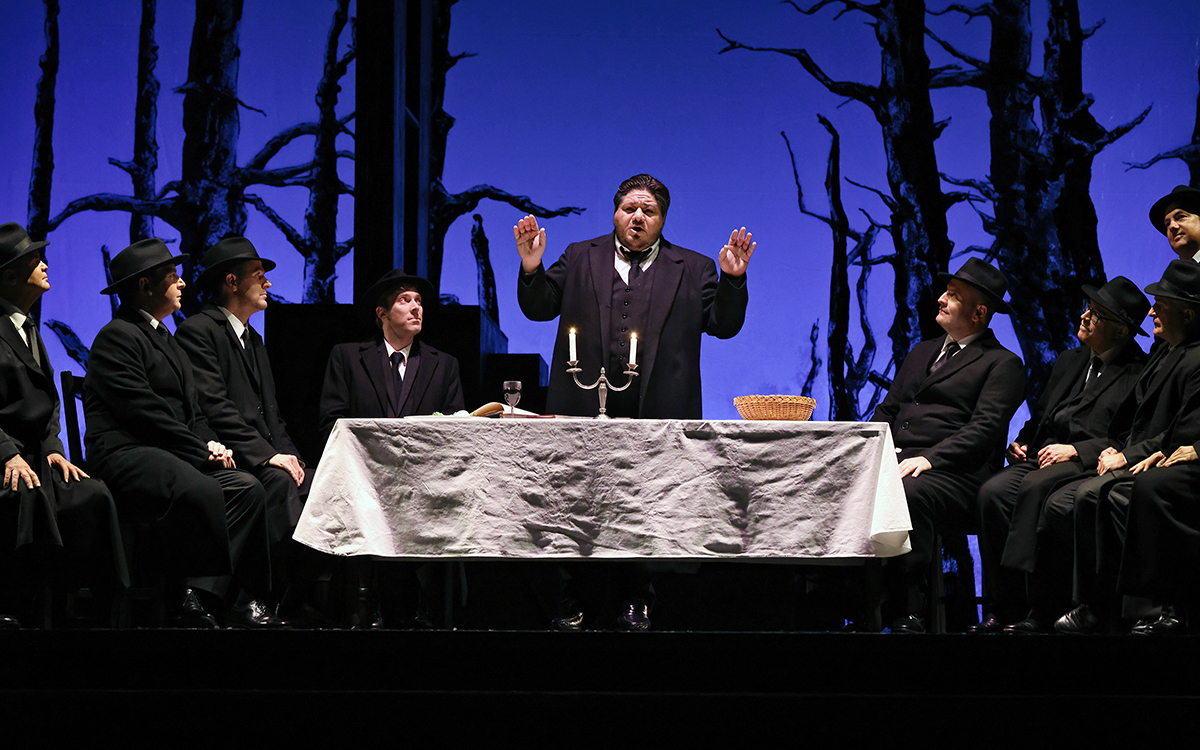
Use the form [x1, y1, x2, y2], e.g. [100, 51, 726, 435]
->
[5, 629, 1200, 741]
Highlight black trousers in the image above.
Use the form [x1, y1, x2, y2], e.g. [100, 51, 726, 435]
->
[1118, 462, 1200, 604]
[886, 467, 981, 618]
[98, 446, 270, 601]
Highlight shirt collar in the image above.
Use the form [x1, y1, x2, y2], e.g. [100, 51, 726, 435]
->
[944, 330, 984, 351]
[614, 235, 661, 267]
[137, 308, 161, 330]
[385, 340, 413, 360]
[218, 306, 247, 342]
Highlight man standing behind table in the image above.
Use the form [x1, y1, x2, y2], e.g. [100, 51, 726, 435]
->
[971, 278, 1148, 633]
[872, 258, 1025, 633]
[84, 239, 282, 628]
[175, 237, 311, 615]
[0, 223, 127, 627]
[514, 173, 755, 419]
[1150, 185, 1200, 263]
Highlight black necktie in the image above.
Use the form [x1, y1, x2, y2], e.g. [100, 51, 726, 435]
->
[930, 341, 959, 373]
[22, 318, 40, 366]
[627, 249, 649, 281]
[1085, 356, 1102, 386]
[390, 351, 406, 415]
[241, 328, 261, 381]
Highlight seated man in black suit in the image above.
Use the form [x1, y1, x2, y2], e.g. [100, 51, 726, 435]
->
[973, 277, 1148, 633]
[1114, 372, 1200, 634]
[318, 269, 464, 628]
[84, 239, 283, 629]
[872, 258, 1025, 633]
[176, 240, 306, 541]
[176, 237, 314, 618]
[319, 269, 464, 432]
[0, 223, 126, 627]
[1055, 260, 1200, 634]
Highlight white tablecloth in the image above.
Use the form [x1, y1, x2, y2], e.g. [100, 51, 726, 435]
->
[294, 418, 911, 559]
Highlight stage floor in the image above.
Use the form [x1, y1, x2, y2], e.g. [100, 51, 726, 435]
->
[5, 628, 1199, 741]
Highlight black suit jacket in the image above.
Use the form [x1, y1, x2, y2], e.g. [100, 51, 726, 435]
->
[517, 234, 748, 419]
[1013, 342, 1147, 468]
[84, 306, 218, 469]
[872, 330, 1025, 476]
[0, 313, 63, 463]
[1119, 336, 1200, 463]
[318, 337, 464, 437]
[175, 305, 300, 467]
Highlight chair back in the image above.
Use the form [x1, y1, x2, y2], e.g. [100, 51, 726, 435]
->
[60, 370, 86, 469]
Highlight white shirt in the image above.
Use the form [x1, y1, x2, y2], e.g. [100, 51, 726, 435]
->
[218, 306, 248, 348]
[385, 340, 413, 381]
[614, 235, 661, 284]
[137, 308, 163, 330]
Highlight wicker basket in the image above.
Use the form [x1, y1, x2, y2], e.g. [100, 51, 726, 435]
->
[733, 394, 817, 421]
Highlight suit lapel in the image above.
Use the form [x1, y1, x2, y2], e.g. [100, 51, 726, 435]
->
[399, 340, 435, 416]
[921, 335, 984, 389]
[359, 341, 394, 416]
[0, 316, 43, 379]
[205, 306, 262, 393]
[588, 237, 613, 359]
[639, 240, 685, 399]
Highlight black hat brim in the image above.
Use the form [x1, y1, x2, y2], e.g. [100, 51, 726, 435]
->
[195, 255, 278, 290]
[359, 273, 434, 318]
[1080, 283, 1148, 336]
[100, 253, 188, 295]
[1149, 186, 1200, 235]
[936, 270, 1013, 315]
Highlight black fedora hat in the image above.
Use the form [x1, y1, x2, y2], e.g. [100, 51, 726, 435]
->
[1081, 276, 1150, 336]
[937, 257, 1012, 314]
[1149, 185, 1200, 234]
[360, 269, 434, 316]
[0, 222, 48, 270]
[195, 236, 277, 291]
[101, 238, 187, 295]
[1144, 259, 1200, 306]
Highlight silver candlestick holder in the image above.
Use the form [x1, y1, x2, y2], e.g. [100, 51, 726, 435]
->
[567, 361, 639, 419]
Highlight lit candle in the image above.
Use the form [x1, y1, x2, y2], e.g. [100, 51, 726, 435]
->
[629, 332, 638, 367]
[568, 327, 577, 362]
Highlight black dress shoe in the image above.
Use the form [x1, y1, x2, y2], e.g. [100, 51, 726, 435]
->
[227, 599, 288, 629]
[616, 600, 651, 632]
[968, 613, 1003, 634]
[1054, 604, 1100, 635]
[1003, 617, 1052, 635]
[888, 614, 926, 634]
[175, 588, 220, 630]
[0, 614, 21, 629]
[551, 611, 585, 632]
[1131, 606, 1184, 636]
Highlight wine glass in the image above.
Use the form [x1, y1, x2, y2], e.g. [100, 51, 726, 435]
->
[502, 380, 522, 415]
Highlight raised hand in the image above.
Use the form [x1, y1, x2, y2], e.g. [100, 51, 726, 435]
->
[513, 215, 547, 274]
[718, 227, 756, 276]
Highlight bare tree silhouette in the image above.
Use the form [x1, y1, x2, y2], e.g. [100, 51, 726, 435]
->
[26, 0, 59, 244]
[720, 0, 969, 368]
[46, 0, 356, 309]
[1125, 62, 1200, 187]
[426, 0, 583, 295]
[785, 119, 892, 420]
[930, 0, 1149, 396]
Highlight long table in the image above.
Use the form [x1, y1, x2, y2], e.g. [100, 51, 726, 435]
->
[294, 418, 911, 560]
